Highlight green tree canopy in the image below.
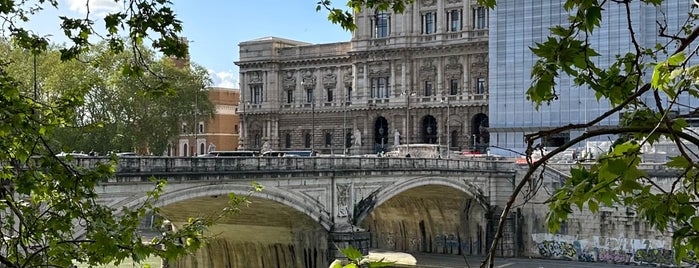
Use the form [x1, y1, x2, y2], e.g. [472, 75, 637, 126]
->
[0, 1, 236, 267]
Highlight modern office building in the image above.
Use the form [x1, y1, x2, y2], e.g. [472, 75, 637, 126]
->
[488, 0, 695, 156]
[236, 0, 490, 155]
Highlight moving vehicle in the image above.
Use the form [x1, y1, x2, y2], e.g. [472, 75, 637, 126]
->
[207, 150, 259, 157]
[260, 150, 317, 157]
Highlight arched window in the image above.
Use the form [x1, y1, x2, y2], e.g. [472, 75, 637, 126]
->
[182, 143, 188, 156]
[199, 142, 205, 155]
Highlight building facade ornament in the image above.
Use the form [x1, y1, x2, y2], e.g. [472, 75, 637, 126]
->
[419, 60, 437, 81]
[322, 69, 337, 89]
[343, 68, 353, 87]
[368, 61, 390, 77]
[302, 69, 316, 90]
[445, 57, 463, 79]
[248, 71, 263, 84]
[422, 0, 436, 7]
[282, 71, 296, 90]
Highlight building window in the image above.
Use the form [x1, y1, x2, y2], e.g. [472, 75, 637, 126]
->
[473, 7, 488, 29]
[182, 143, 188, 156]
[476, 77, 486, 94]
[327, 88, 334, 102]
[181, 123, 187, 134]
[450, 79, 459, 95]
[198, 122, 204, 134]
[235, 125, 239, 134]
[422, 12, 436, 34]
[346, 132, 352, 148]
[449, 9, 462, 32]
[305, 133, 312, 148]
[325, 132, 332, 147]
[254, 134, 261, 148]
[346, 86, 353, 102]
[285, 133, 292, 148]
[375, 11, 390, 38]
[450, 130, 459, 148]
[199, 142, 205, 155]
[306, 89, 314, 103]
[424, 81, 433, 96]
[250, 85, 263, 104]
[286, 89, 294, 104]
[370, 77, 390, 99]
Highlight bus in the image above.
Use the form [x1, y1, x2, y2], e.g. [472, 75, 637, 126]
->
[260, 150, 317, 157]
[206, 150, 259, 157]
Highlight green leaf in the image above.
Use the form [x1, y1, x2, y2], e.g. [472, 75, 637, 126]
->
[667, 156, 690, 168]
[339, 246, 363, 261]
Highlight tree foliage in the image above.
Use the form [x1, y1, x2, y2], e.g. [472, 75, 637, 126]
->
[0, 1, 233, 267]
[321, 0, 699, 268]
[1, 41, 213, 155]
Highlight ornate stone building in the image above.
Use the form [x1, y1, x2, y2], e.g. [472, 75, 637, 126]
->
[236, 0, 489, 154]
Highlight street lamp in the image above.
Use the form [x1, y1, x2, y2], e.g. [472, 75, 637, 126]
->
[240, 101, 249, 150]
[441, 96, 451, 158]
[403, 90, 415, 155]
[311, 95, 315, 152]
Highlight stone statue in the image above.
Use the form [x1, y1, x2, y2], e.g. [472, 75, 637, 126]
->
[394, 129, 400, 146]
[208, 143, 216, 153]
[261, 140, 271, 153]
[353, 128, 362, 146]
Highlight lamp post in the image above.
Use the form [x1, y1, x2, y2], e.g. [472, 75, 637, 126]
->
[343, 99, 347, 155]
[404, 90, 414, 155]
[240, 101, 248, 150]
[311, 94, 315, 152]
[194, 88, 199, 156]
[442, 96, 451, 158]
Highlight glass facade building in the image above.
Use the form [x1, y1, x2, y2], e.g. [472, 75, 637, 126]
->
[488, 0, 695, 156]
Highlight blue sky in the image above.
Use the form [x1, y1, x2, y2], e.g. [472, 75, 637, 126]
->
[28, 0, 352, 88]
[172, 0, 352, 88]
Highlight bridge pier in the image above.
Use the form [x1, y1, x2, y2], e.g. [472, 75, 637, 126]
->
[327, 231, 372, 261]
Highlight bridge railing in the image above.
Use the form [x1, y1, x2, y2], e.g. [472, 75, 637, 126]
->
[72, 156, 512, 174]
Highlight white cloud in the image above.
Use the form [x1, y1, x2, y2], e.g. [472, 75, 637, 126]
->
[208, 69, 238, 89]
[66, 0, 121, 15]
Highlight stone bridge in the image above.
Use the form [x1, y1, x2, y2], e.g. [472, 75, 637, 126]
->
[78, 157, 518, 268]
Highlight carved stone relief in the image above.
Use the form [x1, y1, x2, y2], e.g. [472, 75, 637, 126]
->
[337, 183, 351, 218]
[301, 69, 316, 90]
[282, 71, 296, 90]
[422, 0, 436, 7]
[248, 71, 262, 84]
[445, 57, 463, 79]
[368, 61, 390, 77]
[419, 59, 436, 81]
[343, 68, 353, 87]
[322, 69, 337, 89]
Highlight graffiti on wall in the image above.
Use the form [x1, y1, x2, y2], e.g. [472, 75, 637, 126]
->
[537, 240, 576, 259]
[530, 233, 689, 266]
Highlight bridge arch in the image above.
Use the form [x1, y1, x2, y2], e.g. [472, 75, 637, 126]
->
[354, 176, 489, 224]
[121, 183, 333, 231]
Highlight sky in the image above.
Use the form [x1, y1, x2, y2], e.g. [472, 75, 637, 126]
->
[26, 0, 353, 89]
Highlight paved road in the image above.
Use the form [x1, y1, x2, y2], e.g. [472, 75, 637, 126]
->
[396, 252, 636, 268]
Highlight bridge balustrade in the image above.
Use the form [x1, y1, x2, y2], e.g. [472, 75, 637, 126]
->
[72, 156, 510, 174]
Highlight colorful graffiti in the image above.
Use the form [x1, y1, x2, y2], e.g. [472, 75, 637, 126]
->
[530, 234, 683, 266]
[634, 248, 674, 265]
[537, 240, 576, 259]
